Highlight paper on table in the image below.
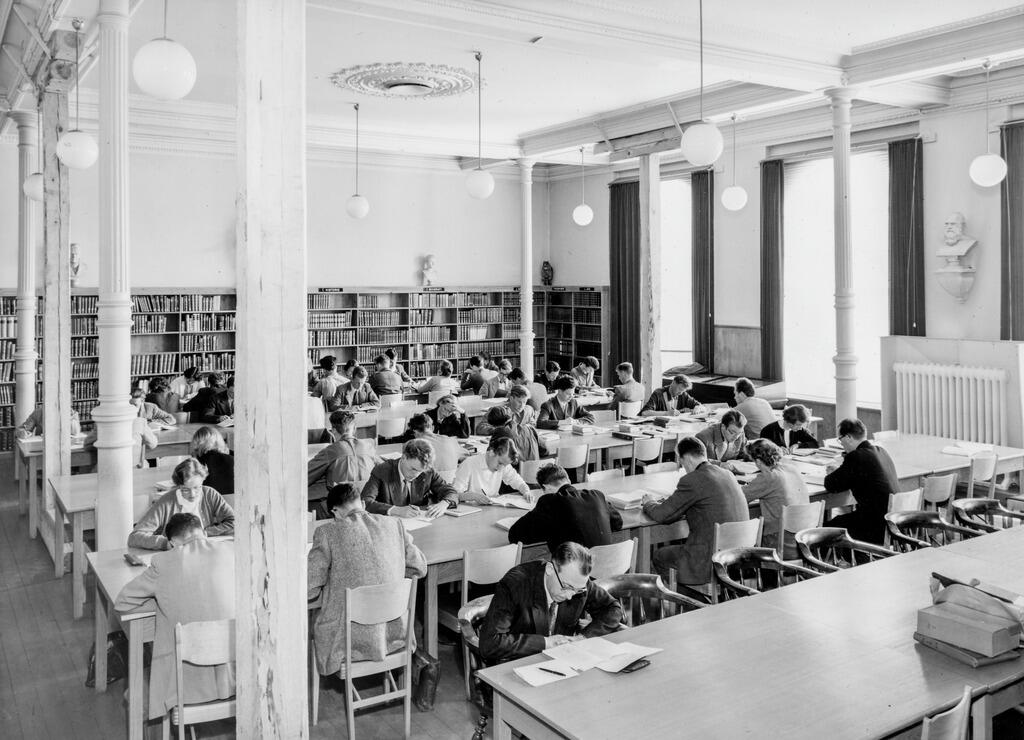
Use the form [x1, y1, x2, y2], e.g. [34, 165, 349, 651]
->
[217, 418, 234, 428]
[513, 660, 579, 686]
[595, 642, 664, 673]
[728, 460, 758, 475]
[495, 516, 522, 531]
[802, 470, 826, 486]
[542, 636, 629, 671]
[606, 489, 667, 511]
[444, 506, 481, 517]
[489, 494, 534, 510]
[379, 452, 402, 460]
[400, 518, 433, 531]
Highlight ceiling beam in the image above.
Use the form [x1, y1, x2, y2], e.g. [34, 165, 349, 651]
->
[856, 79, 951, 109]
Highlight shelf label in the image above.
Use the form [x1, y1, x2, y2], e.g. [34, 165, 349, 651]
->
[579, 286, 596, 291]
[552, 287, 567, 292]
[423, 286, 446, 292]
[318, 288, 344, 293]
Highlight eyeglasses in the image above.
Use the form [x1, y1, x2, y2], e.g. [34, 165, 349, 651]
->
[550, 563, 587, 596]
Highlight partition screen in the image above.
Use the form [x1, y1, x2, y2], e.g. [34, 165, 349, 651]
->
[783, 151, 889, 406]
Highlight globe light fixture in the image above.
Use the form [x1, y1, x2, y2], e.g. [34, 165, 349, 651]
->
[465, 51, 494, 199]
[572, 148, 594, 226]
[22, 108, 44, 202]
[680, 0, 723, 167]
[721, 114, 747, 211]
[56, 19, 98, 170]
[132, 0, 196, 100]
[969, 60, 1007, 188]
[345, 103, 370, 219]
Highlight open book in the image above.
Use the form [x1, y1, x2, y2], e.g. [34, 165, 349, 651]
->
[488, 494, 534, 510]
[605, 488, 667, 511]
[542, 636, 662, 672]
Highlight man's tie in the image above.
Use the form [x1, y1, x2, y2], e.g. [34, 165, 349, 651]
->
[401, 478, 411, 506]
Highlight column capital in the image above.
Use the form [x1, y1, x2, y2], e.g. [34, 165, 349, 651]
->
[97, 0, 131, 22]
[824, 87, 859, 104]
[9, 109, 37, 132]
[518, 158, 536, 183]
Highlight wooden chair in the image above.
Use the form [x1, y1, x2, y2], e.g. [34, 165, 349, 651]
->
[587, 468, 624, 484]
[888, 488, 924, 513]
[427, 390, 451, 407]
[712, 547, 819, 600]
[629, 435, 664, 475]
[922, 473, 959, 519]
[795, 527, 894, 573]
[670, 518, 763, 603]
[519, 458, 545, 487]
[379, 395, 414, 410]
[589, 538, 638, 580]
[778, 501, 825, 562]
[641, 461, 678, 474]
[884, 511, 978, 552]
[156, 454, 189, 470]
[375, 416, 407, 443]
[965, 451, 999, 498]
[457, 596, 492, 704]
[341, 579, 417, 739]
[437, 543, 521, 700]
[306, 395, 327, 440]
[618, 400, 643, 419]
[590, 409, 617, 425]
[556, 443, 590, 483]
[951, 498, 1024, 533]
[594, 573, 707, 627]
[921, 685, 973, 740]
[163, 619, 236, 740]
[457, 395, 484, 418]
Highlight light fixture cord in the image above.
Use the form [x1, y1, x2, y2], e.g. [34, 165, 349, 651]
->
[163, 0, 168, 38]
[579, 147, 586, 205]
[731, 114, 737, 184]
[74, 24, 80, 128]
[476, 52, 483, 169]
[698, 0, 704, 121]
[354, 103, 360, 193]
[36, 106, 42, 169]
[983, 61, 991, 154]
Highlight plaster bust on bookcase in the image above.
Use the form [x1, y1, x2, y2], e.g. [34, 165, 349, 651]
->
[422, 254, 438, 286]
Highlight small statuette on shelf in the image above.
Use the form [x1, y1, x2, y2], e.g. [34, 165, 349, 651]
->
[422, 254, 438, 286]
[541, 260, 554, 286]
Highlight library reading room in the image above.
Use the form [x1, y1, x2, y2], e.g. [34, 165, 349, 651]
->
[3, 1, 1024, 738]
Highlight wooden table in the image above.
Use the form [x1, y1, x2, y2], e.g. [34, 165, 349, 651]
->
[478, 527, 1024, 740]
[876, 433, 1024, 480]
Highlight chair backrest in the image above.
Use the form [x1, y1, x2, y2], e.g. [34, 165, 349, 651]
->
[590, 409, 617, 425]
[632, 436, 664, 465]
[794, 527, 894, 572]
[951, 498, 1024, 532]
[308, 517, 331, 543]
[345, 578, 414, 627]
[594, 573, 706, 626]
[427, 390, 450, 407]
[922, 473, 958, 505]
[305, 395, 327, 428]
[884, 511, 978, 552]
[379, 395, 411, 409]
[714, 518, 763, 552]
[618, 400, 643, 419]
[970, 451, 998, 482]
[556, 443, 590, 480]
[589, 538, 637, 580]
[872, 430, 899, 443]
[519, 458, 544, 486]
[463, 543, 522, 597]
[587, 468, 624, 483]
[711, 547, 819, 600]
[778, 501, 825, 559]
[888, 488, 924, 513]
[921, 685, 972, 740]
[375, 416, 408, 440]
[642, 461, 679, 474]
[458, 396, 484, 416]
[156, 454, 189, 470]
[176, 618, 235, 666]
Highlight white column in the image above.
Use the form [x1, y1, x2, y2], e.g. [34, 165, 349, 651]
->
[92, 0, 136, 550]
[12, 111, 38, 429]
[828, 88, 857, 421]
[518, 158, 536, 376]
[638, 154, 662, 390]
[236, 0, 308, 735]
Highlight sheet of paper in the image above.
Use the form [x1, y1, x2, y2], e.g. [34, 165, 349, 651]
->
[542, 636, 628, 671]
[217, 418, 234, 428]
[595, 643, 663, 672]
[379, 452, 402, 460]
[513, 660, 579, 687]
[445, 505, 481, 517]
[495, 516, 522, 531]
[490, 494, 534, 510]
[606, 489, 665, 510]
[400, 518, 433, 531]
[728, 460, 758, 475]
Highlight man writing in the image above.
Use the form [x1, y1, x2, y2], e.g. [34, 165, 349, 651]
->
[641, 375, 701, 416]
[361, 439, 458, 518]
[537, 375, 596, 429]
[478, 541, 622, 663]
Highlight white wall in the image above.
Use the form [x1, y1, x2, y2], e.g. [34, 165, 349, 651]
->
[712, 143, 763, 327]
[545, 169, 612, 286]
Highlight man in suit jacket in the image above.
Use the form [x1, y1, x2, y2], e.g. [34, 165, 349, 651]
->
[508, 464, 622, 553]
[361, 438, 458, 518]
[460, 355, 487, 394]
[641, 375, 700, 416]
[760, 404, 819, 450]
[308, 411, 380, 495]
[480, 359, 514, 399]
[537, 375, 596, 429]
[733, 377, 777, 439]
[695, 410, 749, 467]
[642, 436, 749, 585]
[478, 542, 622, 663]
[308, 484, 427, 674]
[183, 372, 232, 423]
[824, 418, 900, 544]
[115, 514, 235, 721]
[569, 356, 600, 389]
[328, 365, 381, 411]
[608, 362, 645, 412]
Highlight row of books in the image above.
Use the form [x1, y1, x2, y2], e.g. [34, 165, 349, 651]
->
[458, 307, 503, 323]
[131, 353, 178, 376]
[357, 328, 408, 345]
[132, 314, 170, 333]
[409, 326, 452, 343]
[182, 352, 235, 372]
[457, 325, 497, 341]
[0, 386, 13, 404]
[359, 310, 402, 327]
[0, 405, 13, 425]
[183, 313, 236, 332]
[0, 361, 12, 382]
[72, 337, 98, 357]
[71, 296, 99, 314]
[409, 292, 501, 308]
[308, 311, 353, 328]
[72, 316, 97, 335]
[308, 329, 356, 347]
[72, 359, 99, 378]
[182, 335, 230, 352]
[72, 380, 99, 399]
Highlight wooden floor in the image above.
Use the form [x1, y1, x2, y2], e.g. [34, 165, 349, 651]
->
[0, 457, 484, 739]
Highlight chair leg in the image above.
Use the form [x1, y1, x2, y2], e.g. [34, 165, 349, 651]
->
[162, 716, 170, 740]
[310, 642, 320, 725]
[346, 676, 356, 740]
[404, 665, 412, 739]
[190, 726, 197, 740]
[463, 643, 473, 701]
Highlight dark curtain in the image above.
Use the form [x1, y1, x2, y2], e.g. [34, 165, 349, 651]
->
[691, 170, 714, 373]
[759, 160, 784, 379]
[1002, 122, 1024, 340]
[888, 138, 926, 336]
[609, 181, 641, 378]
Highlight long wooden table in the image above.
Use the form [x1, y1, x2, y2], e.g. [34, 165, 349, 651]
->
[478, 526, 1024, 740]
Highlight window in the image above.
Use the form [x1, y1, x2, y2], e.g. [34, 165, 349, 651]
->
[660, 178, 693, 371]
[783, 151, 889, 406]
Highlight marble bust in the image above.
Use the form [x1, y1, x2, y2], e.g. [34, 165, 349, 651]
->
[422, 254, 438, 286]
[937, 212, 976, 258]
[935, 212, 976, 303]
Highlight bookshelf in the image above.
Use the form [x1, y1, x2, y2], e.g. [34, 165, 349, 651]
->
[0, 294, 43, 452]
[541, 286, 610, 385]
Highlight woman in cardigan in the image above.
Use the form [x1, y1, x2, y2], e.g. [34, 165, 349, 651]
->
[759, 404, 820, 451]
[741, 439, 809, 558]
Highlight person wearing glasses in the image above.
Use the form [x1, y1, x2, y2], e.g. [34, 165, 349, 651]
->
[478, 541, 622, 663]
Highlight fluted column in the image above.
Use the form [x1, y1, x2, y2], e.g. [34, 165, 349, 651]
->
[92, 0, 136, 551]
[518, 159, 536, 376]
[12, 111, 38, 431]
[828, 88, 857, 421]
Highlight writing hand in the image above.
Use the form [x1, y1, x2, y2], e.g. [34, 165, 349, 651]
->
[390, 505, 421, 519]
[545, 634, 571, 648]
[424, 502, 448, 519]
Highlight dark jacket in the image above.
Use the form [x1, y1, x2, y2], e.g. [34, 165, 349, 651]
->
[641, 387, 698, 414]
[460, 370, 486, 394]
[823, 441, 899, 544]
[360, 458, 458, 514]
[536, 397, 595, 429]
[146, 389, 181, 414]
[425, 407, 470, 438]
[491, 424, 546, 462]
[508, 484, 622, 553]
[183, 387, 233, 424]
[478, 560, 622, 663]
[759, 421, 819, 450]
[197, 450, 235, 495]
[642, 462, 749, 584]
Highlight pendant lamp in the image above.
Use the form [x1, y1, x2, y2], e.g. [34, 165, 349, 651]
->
[56, 19, 98, 170]
[346, 103, 370, 219]
[680, 0, 722, 167]
[132, 0, 196, 100]
[968, 60, 1007, 188]
[720, 114, 747, 211]
[22, 108, 44, 202]
[572, 147, 594, 226]
[465, 52, 495, 199]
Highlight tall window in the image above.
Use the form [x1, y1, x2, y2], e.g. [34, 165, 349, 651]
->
[783, 151, 889, 406]
[660, 178, 693, 371]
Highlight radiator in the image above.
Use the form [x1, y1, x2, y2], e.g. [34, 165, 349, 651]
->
[893, 362, 1008, 445]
